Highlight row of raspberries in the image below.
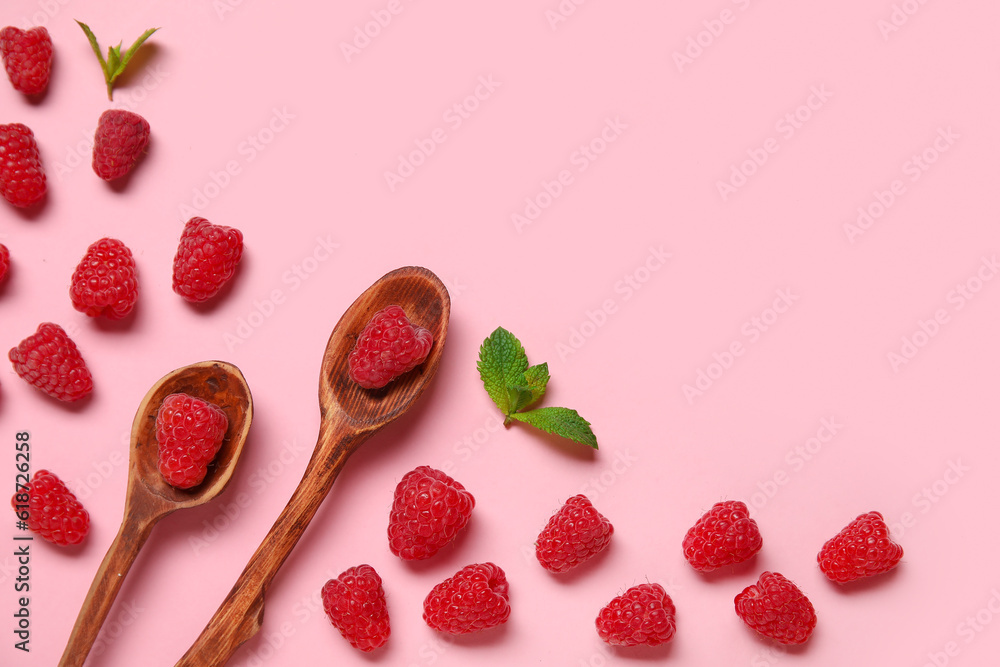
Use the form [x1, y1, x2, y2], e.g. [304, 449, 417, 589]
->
[4, 218, 243, 402]
[322, 468, 903, 651]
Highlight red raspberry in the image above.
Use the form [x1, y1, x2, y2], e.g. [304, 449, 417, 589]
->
[817, 511, 903, 583]
[0, 26, 52, 95]
[387, 465, 474, 561]
[0, 243, 9, 283]
[321, 564, 390, 652]
[423, 562, 510, 634]
[535, 494, 613, 573]
[171, 217, 244, 303]
[70, 237, 139, 320]
[682, 500, 763, 572]
[155, 393, 229, 489]
[734, 571, 817, 645]
[595, 583, 676, 647]
[9, 323, 93, 401]
[0, 123, 45, 208]
[92, 109, 151, 181]
[11, 469, 89, 546]
[348, 305, 433, 389]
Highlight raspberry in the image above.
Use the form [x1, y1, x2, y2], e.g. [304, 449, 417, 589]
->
[734, 571, 817, 645]
[817, 511, 903, 583]
[70, 238, 139, 320]
[0, 243, 9, 283]
[321, 565, 390, 652]
[423, 562, 510, 634]
[682, 500, 762, 572]
[155, 393, 229, 489]
[535, 494, 613, 573]
[9, 323, 93, 401]
[0, 123, 45, 208]
[171, 217, 244, 303]
[595, 583, 676, 647]
[11, 470, 89, 546]
[387, 465, 473, 560]
[92, 109, 151, 181]
[348, 305, 433, 389]
[0, 26, 52, 95]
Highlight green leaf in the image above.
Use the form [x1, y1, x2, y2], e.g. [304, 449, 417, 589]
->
[76, 21, 159, 100]
[477, 327, 528, 415]
[509, 407, 598, 449]
[521, 362, 549, 409]
[506, 385, 535, 416]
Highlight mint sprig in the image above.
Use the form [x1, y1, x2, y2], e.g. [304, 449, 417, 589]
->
[76, 21, 159, 100]
[478, 327, 598, 448]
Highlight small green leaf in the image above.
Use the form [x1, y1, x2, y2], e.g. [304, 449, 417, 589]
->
[118, 27, 159, 74]
[521, 362, 549, 409]
[506, 385, 535, 416]
[509, 407, 598, 449]
[76, 21, 106, 70]
[477, 327, 528, 415]
[106, 45, 121, 78]
[76, 21, 159, 100]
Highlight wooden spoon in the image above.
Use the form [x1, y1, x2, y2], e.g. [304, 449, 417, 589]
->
[59, 361, 253, 667]
[176, 265, 450, 667]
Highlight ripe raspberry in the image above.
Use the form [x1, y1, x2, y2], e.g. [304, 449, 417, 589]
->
[0, 243, 9, 283]
[155, 393, 229, 489]
[0, 26, 52, 95]
[387, 465, 473, 560]
[535, 494, 613, 573]
[92, 109, 150, 181]
[423, 562, 510, 634]
[817, 511, 903, 583]
[734, 571, 817, 645]
[11, 470, 89, 546]
[70, 238, 139, 320]
[171, 217, 244, 303]
[348, 305, 433, 389]
[9, 323, 93, 401]
[682, 500, 763, 572]
[321, 565, 390, 652]
[596, 583, 676, 647]
[0, 123, 45, 208]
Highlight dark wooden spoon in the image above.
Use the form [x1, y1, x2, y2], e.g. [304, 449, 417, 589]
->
[175, 265, 450, 667]
[59, 360, 253, 667]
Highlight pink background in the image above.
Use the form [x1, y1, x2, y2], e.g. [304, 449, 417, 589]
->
[3, 1, 1000, 665]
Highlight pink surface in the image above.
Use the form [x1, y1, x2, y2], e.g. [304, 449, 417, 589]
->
[2, 1, 999, 665]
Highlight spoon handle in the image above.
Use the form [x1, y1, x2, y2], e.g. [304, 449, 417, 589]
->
[176, 417, 366, 667]
[59, 502, 161, 667]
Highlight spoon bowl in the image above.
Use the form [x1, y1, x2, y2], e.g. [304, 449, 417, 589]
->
[177, 266, 450, 666]
[59, 360, 253, 667]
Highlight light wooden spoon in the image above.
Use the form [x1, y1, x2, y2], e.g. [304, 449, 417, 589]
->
[176, 265, 450, 667]
[59, 360, 253, 667]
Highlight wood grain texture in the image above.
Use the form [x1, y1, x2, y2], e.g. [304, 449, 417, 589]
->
[59, 361, 253, 667]
[176, 266, 450, 667]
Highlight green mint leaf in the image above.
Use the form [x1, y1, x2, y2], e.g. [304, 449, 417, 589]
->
[521, 362, 549, 409]
[507, 385, 535, 416]
[477, 326, 529, 415]
[76, 21, 159, 100]
[509, 407, 598, 449]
